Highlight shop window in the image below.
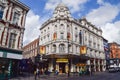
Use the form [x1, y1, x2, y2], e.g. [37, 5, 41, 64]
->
[9, 33, 17, 48]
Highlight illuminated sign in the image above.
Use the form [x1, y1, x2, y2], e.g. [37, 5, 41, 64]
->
[76, 63, 86, 66]
[56, 59, 68, 63]
[40, 46, 45, 54]
[80, 46, 87, 54]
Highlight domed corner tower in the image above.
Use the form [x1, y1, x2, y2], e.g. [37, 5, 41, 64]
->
[39, 3, 82, 74]
[51, 3, 73, 21]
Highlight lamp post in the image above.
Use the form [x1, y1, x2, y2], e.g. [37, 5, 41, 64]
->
[67, 32, 70, 77]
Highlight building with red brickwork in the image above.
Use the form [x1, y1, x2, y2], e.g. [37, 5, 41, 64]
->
[109, 42, 120, 59]
[23, 38, 39, 61]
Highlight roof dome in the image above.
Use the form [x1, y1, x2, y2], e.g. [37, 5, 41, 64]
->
[51, 3, 73, 20]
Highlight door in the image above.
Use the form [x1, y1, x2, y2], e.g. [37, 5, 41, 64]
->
[59, 63, 66, 73]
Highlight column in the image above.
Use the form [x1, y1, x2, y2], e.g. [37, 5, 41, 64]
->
[56, 43, 59, 53]
[22, 11, 26, 27]
[7, 4, 13, 21]
[2, 28, 7, 46]
[94, 59, 96, 72]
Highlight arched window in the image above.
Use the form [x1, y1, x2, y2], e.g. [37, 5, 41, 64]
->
[59, 44, 65, 53]
[53, 44, 56, 53]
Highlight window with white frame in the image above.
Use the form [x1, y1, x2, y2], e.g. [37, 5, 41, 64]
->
[9, 33, 17, 48]
[59, 44, 65, 53]
[53, 45, 56, 53]
[13, 12, 20, 24]
[68, 45, 72, 52]
[0, 6, 4, 19]
[75, 34, 77, 42]
[67, 25, 70, 31]
[47, 46, 49, 53]
[60, 24, 64, 30]
[60, 32, 64, 39]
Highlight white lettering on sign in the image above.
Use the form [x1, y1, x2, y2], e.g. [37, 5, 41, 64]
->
[0, 52, 3, 57]
[7, 53, 23, 59]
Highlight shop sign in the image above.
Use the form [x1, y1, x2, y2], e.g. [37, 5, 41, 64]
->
[0, 51, 3, 57]
[3, 52, 7, 58]
[76, 63, 86, 66]
[0, 50, 22, 59]
[7, 53, 22, 59]
[56, 59, 68, 63]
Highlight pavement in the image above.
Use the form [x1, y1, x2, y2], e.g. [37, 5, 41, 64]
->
[9, 73, 86, 80]
[9, 71, 120, 80]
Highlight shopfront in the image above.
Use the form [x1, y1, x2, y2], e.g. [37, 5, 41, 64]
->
[56, 58, 68, 73]
[0, 47, 22, 79]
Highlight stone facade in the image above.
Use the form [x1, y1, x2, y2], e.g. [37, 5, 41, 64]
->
[39, 3, 105, 73]
[0, 0, 29, 79]
[0, 0, 29, 50]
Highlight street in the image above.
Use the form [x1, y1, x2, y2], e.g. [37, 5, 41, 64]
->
[10, 71, 120, 80]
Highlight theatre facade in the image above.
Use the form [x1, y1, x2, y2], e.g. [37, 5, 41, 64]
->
[39, 3, 105, 73]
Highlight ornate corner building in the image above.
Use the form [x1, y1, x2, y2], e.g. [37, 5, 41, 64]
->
[39, 3, 105, 73]
[0, 0, 29, 78]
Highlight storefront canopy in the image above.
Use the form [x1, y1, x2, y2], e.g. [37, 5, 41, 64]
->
[0, 46, 23, 60]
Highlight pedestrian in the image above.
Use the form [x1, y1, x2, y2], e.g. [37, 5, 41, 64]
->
[55, 69, 59, 75]
[79, 68, 82, 76]
[34, 69, 37, 80]
[34, 67, 40, 80]
[36, 68, 40, 78]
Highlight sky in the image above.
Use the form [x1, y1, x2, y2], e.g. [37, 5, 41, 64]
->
[19, 0, 120, 46]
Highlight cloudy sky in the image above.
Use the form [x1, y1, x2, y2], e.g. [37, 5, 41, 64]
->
[20, 0, 120, 46]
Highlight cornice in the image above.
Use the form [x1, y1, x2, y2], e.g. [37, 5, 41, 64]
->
[10, 0, 30, 12]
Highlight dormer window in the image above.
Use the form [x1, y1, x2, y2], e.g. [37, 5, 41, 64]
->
[0, 6, 4, 19]
[13, 12, 20, 25]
